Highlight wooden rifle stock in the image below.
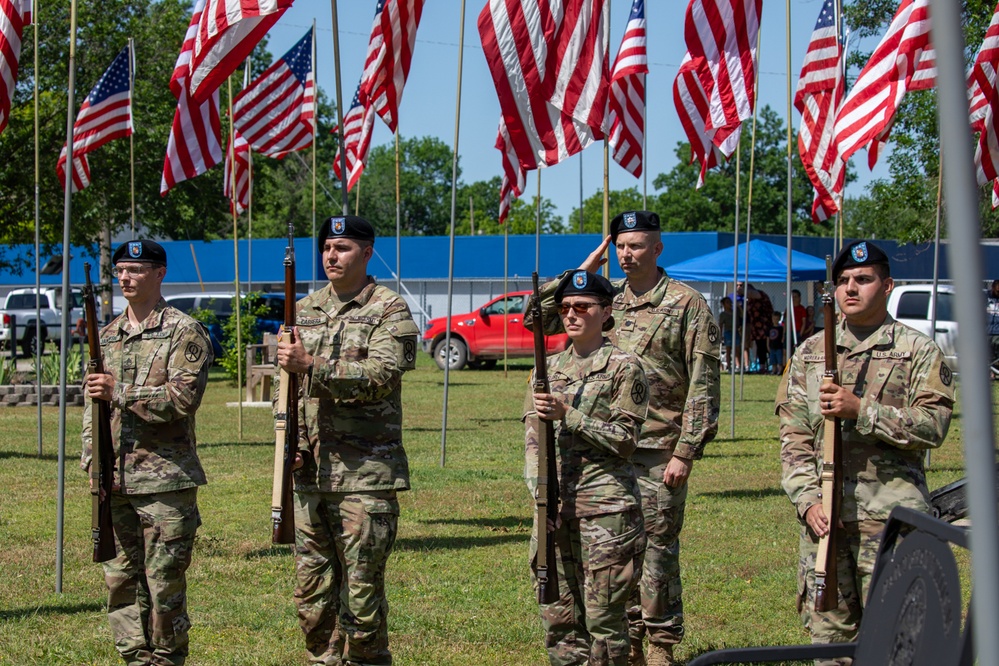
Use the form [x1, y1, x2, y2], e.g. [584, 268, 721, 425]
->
[84, 263, 117, 563]
[271, 224, 298, 544]
[814, 256, 842, 612]
[531, 273, 560, 605]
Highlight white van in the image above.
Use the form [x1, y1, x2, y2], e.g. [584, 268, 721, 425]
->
[887, 284, 958, 372]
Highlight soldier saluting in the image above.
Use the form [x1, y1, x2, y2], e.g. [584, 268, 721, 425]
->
[275, 215, 420, 666]
[82, 240, 213, 666]
[776, 240, 955, 664]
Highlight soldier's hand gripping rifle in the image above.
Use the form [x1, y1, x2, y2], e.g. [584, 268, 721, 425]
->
[814, 256, 842, 612]
[271, 223, 299, 544]
[84, 262, 117, 563]
[531, 272, 560, 605]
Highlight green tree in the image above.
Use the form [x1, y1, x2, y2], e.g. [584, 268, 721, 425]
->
[568, 187, 650, 234]
[652, 106, 820, 235]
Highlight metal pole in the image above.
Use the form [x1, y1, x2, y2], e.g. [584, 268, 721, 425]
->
[730, 136, 741, 439]
[227, 77, 243, 440]
[740, 28, 763, 395]
[930, 2, 999, 663]
[579, 152, 584, 233]
[311, 21, 317, 292]
[504, 222, 509, 377]
[330, 0, 349, 215]
[440, 0, 467, 468]
[128, 37, 136, 235]
[927, 152, 943, 469]
[785, 0, 793, 369]
[535, 170, 542, 272]
[56, 0, 79, 594]
[396, 128, 402, 294]
[602, 0, 610, 277]
[33, 0, 41, 457]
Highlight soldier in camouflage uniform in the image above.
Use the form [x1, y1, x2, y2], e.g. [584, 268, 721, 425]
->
[82, 240, 213, 666]
[525, 270, 649, 666]
[529, 211, 720, 666]
[776, 240, 954, 666]
[276, 215, 419, 666]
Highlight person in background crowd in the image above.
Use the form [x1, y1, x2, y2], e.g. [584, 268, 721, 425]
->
[988, 279, 999, 379]
[789, 289, 807, 347]
[768, 311, 785, 375]
[802, 305, 816, 339]
[745, 284, 774, 373]
[718, 296, 742, 372]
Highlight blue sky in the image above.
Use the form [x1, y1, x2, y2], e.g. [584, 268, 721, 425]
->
[263, 0, 890, 227]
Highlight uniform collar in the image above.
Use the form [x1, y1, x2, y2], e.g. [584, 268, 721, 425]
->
[318, 277, 377, 315]
[111, 297, 168, 337]
[617, 268, 668, 308]
[837, 313, 897, 356]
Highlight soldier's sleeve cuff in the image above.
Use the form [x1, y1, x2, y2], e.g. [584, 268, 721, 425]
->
[797, 495, 821, 520]
[674, 442, 702, 461]
[562, 406, 584, 432]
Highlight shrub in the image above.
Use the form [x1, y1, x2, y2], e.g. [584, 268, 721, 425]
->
[190, 293, 267, 385]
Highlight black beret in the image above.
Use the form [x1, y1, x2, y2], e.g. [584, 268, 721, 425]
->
[112, 240, 167, 266]
[832, 241, 889, 280]
[554, 270, 615, 304]
[610, 210, 661, 241]
[318, 215, 375, 245]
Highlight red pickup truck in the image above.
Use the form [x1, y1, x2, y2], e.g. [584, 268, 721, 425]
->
[421, 290, 569, 370]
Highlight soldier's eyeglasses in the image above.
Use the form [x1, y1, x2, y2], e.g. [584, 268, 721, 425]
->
[558, 302, 600, 316]
[112, 265, 154, 278]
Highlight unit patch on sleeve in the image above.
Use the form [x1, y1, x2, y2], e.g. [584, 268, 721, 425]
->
[185, 342, 203, 363]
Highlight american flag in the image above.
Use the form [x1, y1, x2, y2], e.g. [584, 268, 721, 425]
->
[332, 84, 376, 192]
[496, 115, 526, 224]
[233, 28, 314, 159]
[0, 0, 32, 136]
[161, 0, 223, 195]
[187, 0, 292, 103]
[57, 46, 134, 193]
[608, 0, 647, 178]
[358, 0, 425, 133]
[224, 130, 251, 214]
[478, 0, 608, 172]
[794, 0, 846, 223]
[833, 0, 935, 166]
[673, 53, 741, 188]
[684, 0, 762, 136]
[972, 2, 999, 192]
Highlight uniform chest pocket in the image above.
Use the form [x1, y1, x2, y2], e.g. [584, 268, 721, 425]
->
[863, 360, 908, 408]
[338, 316, 377, 361]
[614, 309, 670, 359]
[122, 338, 168, 387]
[569, 375, 614, 417]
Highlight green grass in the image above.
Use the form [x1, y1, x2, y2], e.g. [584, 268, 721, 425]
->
[0, 357, 981, 665]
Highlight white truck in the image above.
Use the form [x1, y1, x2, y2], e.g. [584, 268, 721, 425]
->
[887, 283, 958, 372]
[0, 287, 86, 356]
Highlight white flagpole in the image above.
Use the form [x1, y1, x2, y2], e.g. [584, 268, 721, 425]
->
[730, 136, 741, 438]
[227, 77, 243, 441]
[33, 0, 42, 458]
[740, 29, 763, 397]
[784, 0, 794, 370]
[311, 21, 317, 291]
[601, 0, 610, 277]
[396, 128, 402, 294]
[128, 37, 136, 234]
[535, 170, 541, 272]
[55, 0, 79, 594]
[440, 0, 467, 468]
[330, 0, 349, 214]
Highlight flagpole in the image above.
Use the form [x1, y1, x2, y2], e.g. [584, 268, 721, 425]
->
[330, 0, 349, 215]
[785, 0, 794, 368]
[642, 0, 648, 210]
[834, 0, 845, 255]
[395, 127, 401, 294]
[311, 20, 317, 292]
[227, 76, 243, 441]
[128, 37, 136, 234]
[926, 149, 943, 469]
[243, 56, 252, 294]
[55, 0, 79, 594]
[535, 170, 541, 272]
[579, 152, 584, 233]
[730, 134, 741, 438]
[440, 0, 467, 469]
[355, 174, 361, 215]
[601, 0, 611, 278]
[503, 221, 509, 377]
[740, 29, 763, 397]
[931, 0, 999, 660]
[33, 0, 42, 458]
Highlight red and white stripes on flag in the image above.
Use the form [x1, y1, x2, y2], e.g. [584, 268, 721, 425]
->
[972, 4, 999, 180]
[187, 0, 292, 103]
[684, 0, 762, 137]
[233, 28, 314, 159]
[496, 115, 526, 224]
[332, 85, 376, 192]
[161, 0, 223, 195]
[833, 0, 935, 167]
[673, 53, 741, 188]
[478, 0, 609, 172]
[224, 130, 251, 214]
[358, 0, 425, 133]
[57, 45, 134, 193]
[608, 0, 647, 178]
[795, 0, 846, 223]
[0, 0, 32, 136]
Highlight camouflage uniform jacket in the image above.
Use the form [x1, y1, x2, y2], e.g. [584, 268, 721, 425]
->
[81, 299, 212, 494]
[776, 315, 954, 523]
[531, 268, 720, 459]
[523, 341, 649, 519]
[293, 279, 420, 493]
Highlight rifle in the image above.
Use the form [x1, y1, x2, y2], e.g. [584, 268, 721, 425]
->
[83, 262, 117, 563]
[814, 256, 842, 612]
[271, 222, 298, 544]
[530, 272, 560, 605]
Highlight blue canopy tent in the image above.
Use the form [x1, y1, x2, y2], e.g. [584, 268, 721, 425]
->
[664, 239, 827, 282]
